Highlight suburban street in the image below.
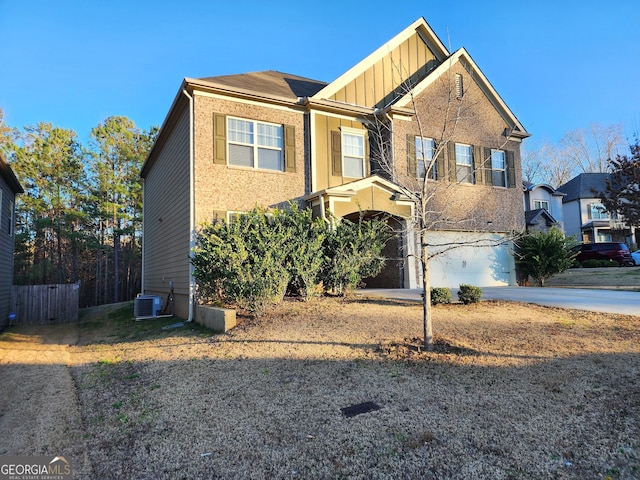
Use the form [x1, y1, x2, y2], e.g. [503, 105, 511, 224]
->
[362, 287, 640, 316]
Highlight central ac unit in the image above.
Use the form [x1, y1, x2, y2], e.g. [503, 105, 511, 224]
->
[134, 295, 163, 318]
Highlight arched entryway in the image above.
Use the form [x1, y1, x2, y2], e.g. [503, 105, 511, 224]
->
[343, 211, 405, 288]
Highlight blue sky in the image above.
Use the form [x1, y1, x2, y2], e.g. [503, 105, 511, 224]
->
[1, 0, 639, 150]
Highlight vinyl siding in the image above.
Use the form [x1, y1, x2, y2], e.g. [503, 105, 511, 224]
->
[142, 105, 191, 318]
[0, 178, 15, 326]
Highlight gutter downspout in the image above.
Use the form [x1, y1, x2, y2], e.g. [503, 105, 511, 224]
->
[183, 88, 195, 322]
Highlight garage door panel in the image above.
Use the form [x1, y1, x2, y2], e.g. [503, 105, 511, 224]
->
[425, 231, 514, 287]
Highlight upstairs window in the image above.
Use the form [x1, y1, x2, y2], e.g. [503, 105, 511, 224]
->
[490, 149, 507, 187]
[342, 131, 365, 178]
[416, 137, 436, 179]
[533, 200, 549, 211]
[455, 143, 474, 184]
[588, 203, 609, 220]
[228, 118, 284, 171]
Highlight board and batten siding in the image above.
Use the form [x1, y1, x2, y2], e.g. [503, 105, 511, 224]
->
[312, 112, 369, 192]
[143, 105, 192, 318]
[0, 178, 15, 326]
[329, 32, 437, 108]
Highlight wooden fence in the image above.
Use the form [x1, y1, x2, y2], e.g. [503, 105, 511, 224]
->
[11, 284, 80, 325]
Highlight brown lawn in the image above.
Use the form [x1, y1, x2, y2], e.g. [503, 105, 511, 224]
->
[1, 297, 639, 479]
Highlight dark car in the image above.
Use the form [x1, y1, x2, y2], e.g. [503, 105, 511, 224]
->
[572, 242, 634, 266]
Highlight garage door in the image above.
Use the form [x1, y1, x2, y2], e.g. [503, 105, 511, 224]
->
[425, 231, 515, 287]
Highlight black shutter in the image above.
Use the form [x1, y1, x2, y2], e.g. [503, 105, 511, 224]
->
[473, 145, 482, 185]
[448, 142, 456, 182]
[506, 150, 516, 188]
[435, 143, 445, 181]
[407, 135, 416, 177]
[484, 147, 493, 186]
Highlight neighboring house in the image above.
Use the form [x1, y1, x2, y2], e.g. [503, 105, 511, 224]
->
[522, 181, 565, 232]
[557, 172, 637, 246]
[0, 153, 23, 328]
[141, 17, 529, 319]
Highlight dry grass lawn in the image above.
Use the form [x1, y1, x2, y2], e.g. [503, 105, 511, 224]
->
[1, 297, 639, 479]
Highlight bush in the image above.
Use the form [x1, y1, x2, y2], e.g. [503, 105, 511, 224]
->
[273, 205, 326, 301]
[458, 284, 482, 304]
[514, 227, 578, 286]
[319, 213, 391, 295]
[430, 287, 452, 305]
[191, 208, 290, 316]
[192, 206, 393, 314]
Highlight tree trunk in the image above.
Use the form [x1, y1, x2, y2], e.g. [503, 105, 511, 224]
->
[421, 229, 433, 351]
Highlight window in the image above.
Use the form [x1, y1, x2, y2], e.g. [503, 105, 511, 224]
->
[416, 137, 436, 179]
[588, 203, 609, 220]
[227, 117, 284, 171]
[455, 143, 473, 184]
[597, 230, 612, 242]
[342, 131, 365, 178]
[533, 200, 549, 211]
[455, 74, 463, 99]
[490, 149, 507, 187]
[8, 200, 13, 235]
[227, 211, 246, 223]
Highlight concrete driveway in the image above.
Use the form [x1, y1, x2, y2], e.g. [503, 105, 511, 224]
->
[361, 287, 640, 316]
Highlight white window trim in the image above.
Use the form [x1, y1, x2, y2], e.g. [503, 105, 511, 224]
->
[340, 127, 366, 178]
[455, 143, 474, 184]
[588, 203, 609, 220]
[533, 200, 549, 211]
[416, 136, 436, 179]
[490, 148, 507, 188]
[227, 117, 284, 171]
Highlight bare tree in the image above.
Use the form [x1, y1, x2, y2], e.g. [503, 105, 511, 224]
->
[559, 123, 625, 174]
[521, 143, 546, 184]
[367, 58, 523, 351]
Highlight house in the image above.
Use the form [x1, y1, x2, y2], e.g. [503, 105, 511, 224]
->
[522, 181, 565, 232]
[141, 17, 529, 319]
[0, 153, 23, 328]
[557, 172, 637, 246]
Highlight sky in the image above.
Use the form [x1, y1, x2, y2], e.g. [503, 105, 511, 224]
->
[1, 0, 639, 152]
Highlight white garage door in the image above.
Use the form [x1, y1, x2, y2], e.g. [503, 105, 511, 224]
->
[424, 231, 515, 288]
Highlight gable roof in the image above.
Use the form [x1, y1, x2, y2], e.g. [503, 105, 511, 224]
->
[525, 208, 558, 227]
[193, 70, 327, 101]
[0, 153, 23, 194]
[556, 173, 609, 203]
[313, 17, 449, 102]
[394, 47, 529, 139]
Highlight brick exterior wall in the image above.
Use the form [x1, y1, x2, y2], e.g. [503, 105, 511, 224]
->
[192, 94, 307, 224]
[391, 61, 526, 234]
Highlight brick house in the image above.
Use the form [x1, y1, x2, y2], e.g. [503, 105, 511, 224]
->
[0, 153, 23, 328]
[141, 17, 529, 319]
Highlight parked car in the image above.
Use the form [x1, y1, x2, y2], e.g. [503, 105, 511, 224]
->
[632, 250, 640, 266]
[572, 242, 634, 266]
